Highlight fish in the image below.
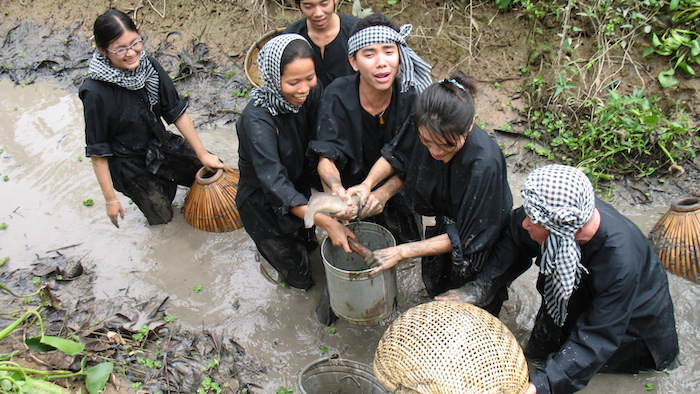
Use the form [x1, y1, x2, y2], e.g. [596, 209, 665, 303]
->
[304, 192, 362, 228]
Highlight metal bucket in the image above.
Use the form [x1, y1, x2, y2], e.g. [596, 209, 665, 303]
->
[298, 357, 388, 394]
[321, 222, 397, 325]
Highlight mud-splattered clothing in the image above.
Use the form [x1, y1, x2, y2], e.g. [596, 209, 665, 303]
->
[382, 123, 513, 303]
[284, 14, 359, 88]
[236, 84, 323, 290]
[308, 74, 422, 243]
[79, 56, 201, 225]
[483, 202, 679, 393]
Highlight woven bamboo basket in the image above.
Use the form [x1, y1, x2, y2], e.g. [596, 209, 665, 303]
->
[374, 301, 529, 394]
[244, 27, 286, 88]
[183, 167, 243, 233]
[648, 197, 700, 284]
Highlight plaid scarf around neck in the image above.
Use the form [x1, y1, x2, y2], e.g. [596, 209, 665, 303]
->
[88, 50, 159, 107]
[250, 34, 310, 116]
[347, 24, 432, 93]
[522, 164, 594, 326]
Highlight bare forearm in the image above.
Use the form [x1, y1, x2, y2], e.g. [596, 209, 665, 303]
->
[174, 112, 207, 158]
[91, 157, 118, 201]
[362, 157, 395, 190]
[373, 174, 403, 203]
[317, 157, 342, 192]
[400, 234, 453, 259]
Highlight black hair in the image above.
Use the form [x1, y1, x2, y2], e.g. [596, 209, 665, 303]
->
[295, 0, 335, 7]
[93, 9, 138, 49]
[349, 12, 400, 37]
[414, 70, 478, 145]
[280, 39, 315, 76]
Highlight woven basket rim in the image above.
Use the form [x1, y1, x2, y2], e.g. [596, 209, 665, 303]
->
[671, 197, 700, 212]
[244, 27, 286, 88]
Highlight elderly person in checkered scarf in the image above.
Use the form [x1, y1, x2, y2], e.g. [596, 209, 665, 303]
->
[439, 164, 679, 393]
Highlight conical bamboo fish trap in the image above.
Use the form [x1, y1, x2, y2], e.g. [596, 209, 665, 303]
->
[374, 301, 529, 393]
[244, 27, 285, 88]
[649, 197, 700, 284]
[183, 167, 243, 233]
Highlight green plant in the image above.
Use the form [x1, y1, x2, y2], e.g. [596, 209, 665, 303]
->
[327, 327, 337, 334]
[276, 386, 295, 394]
[0, 257, 8, 267]
[0, 223, 7, 230]
[644, 28, 699, 87]
[645, 382, 656, 391]
[0, 284, 113, 393]
[232, 88, 249, 98]
[197, 376, 222, 393]
[2, 175, 8, 181]
[193, 285, 203, 293]
[82, 199, 94, 207]
[163, 315, 178, 323]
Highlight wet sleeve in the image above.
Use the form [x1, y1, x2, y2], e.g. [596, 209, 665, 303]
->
[381, 118, 417, 177]
[307, 88, 352, 170]
[531, 244, 639, 393]
[454, 142, 513, 257]
[239, 111, 308, 217]
[79, 85, 113, 157]
[151, 57, 188, 124]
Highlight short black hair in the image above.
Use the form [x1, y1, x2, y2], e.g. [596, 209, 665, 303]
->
[94, 9, 138, 49]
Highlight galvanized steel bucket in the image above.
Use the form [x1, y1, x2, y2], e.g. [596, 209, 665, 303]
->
[321, 222, 397, 325]
[298, 357, 388, 394]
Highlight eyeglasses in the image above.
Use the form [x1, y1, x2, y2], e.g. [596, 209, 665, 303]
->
[106, 38, 144, 56]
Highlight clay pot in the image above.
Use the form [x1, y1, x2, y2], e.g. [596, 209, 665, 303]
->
[648, 197, 700, 284]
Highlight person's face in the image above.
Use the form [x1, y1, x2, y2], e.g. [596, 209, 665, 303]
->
[280, 57, 317, 106]
[417, 125, 467, 163]
[298, 0, 335, 30]
[522, 215, 550, 244]
[349, 42, 400, 93]
[98, 30, 143, 70]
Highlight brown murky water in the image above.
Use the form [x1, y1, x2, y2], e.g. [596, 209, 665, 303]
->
[1, 79, 698, 393]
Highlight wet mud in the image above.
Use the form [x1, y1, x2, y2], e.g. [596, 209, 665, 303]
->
[1, 1, 699, 393]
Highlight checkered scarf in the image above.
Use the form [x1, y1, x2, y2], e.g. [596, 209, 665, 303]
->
[347, 24, 432, 93]
[88, 50, 159, 107]
[250, 33, 310, 116]
[522, 164, 594, 326]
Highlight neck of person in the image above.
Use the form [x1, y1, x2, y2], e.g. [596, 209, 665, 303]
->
[307, 13, 340, 43]
[358, 81, 393, 117]
[574, 208, 600, 244]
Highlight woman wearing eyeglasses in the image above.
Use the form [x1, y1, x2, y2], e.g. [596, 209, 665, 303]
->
[79, 9, 231, 227]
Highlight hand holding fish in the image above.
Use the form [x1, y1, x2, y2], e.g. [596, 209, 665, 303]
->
[304, 192, 362, 228]
[367, 245, 406, 276]
[322, 217, 355, 253]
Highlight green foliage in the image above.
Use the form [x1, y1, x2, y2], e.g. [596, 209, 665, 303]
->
[0, 256, 8, 267]
[193, 285, 203, 293]
[276, 386, 295, 394]
[327, 327, 337, 334]
[523, 90, 697, 188]
[644, 28, 699, 87]
[232, 87, 249, 98]
[645, 382, 656, 391]
[0, 222, 7, 230]
[197, 376, 222, 393]
[82, 199, 94, 206]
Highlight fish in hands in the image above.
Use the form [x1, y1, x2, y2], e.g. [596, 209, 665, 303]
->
[304, 192, 363, 228]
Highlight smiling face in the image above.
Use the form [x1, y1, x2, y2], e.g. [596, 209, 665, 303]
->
[522, 215, 550, 244]
[417, 125, 467, 163]
[280, 57, 317, 106]
[298, 0, 335, 30]
[349, 42, 399, 93]
[98, 30, 142, 70]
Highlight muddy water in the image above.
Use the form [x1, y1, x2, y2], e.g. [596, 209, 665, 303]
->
[0, 79, 697, 393]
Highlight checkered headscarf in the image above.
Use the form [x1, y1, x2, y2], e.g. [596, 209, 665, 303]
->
[88, 50, 159, 107]
[347, 24, 432, 93]
[250, 33, 310, 116]
[522, 164, 594, 326]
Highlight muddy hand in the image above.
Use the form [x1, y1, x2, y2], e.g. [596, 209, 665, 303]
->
[366, 246, 402, 276]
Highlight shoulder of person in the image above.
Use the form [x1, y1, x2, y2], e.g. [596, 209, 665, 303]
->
[324, 74, 356, 94]
[284, 18, 307, 34]
[339, 13, 360, 29]
[79, 78, 110, 99]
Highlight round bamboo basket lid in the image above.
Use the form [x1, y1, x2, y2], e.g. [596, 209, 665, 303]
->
[374, 301, 529, 393]
[183, 167, 242, 232]
[649, 197, 700, 284]
[244, 27, 286, 88]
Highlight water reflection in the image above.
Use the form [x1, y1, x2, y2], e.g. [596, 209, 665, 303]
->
[0, 79, 697, 392]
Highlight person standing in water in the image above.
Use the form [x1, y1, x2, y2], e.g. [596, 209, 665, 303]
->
[308, 12, 432, 245]
[350, 72, 513, 315]
[80, 9, 231, 227]
[236, 34, 353, 291]
[284, 0, 359, 87]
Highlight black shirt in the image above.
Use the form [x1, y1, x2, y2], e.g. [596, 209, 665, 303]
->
[236, 84, 322, 231]
[308, 74, 418, 187]
[284, 13, 359, 87]
[383, 123, 513, 257]
[79, 56, 187, 158]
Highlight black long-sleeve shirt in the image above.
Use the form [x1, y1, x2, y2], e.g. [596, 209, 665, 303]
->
[486, 202, 679, 393]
